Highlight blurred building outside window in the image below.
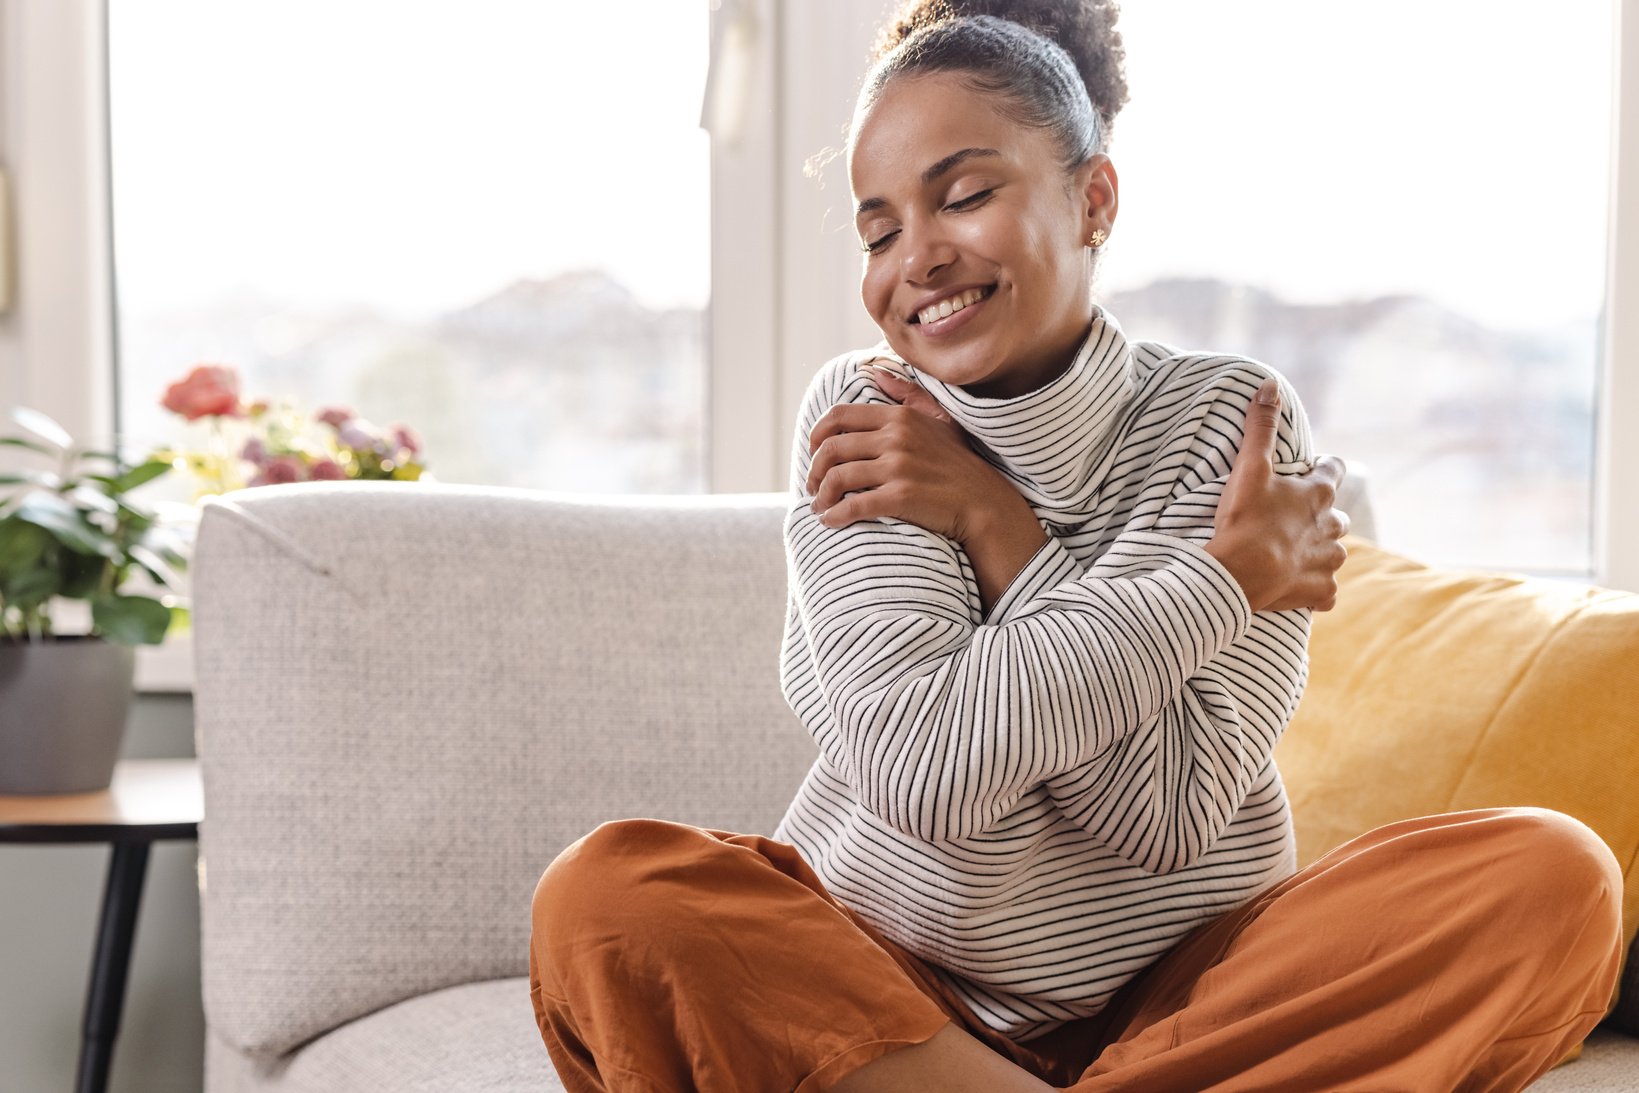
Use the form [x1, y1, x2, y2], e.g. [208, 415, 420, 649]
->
[1100, 0, 1611, 577]
[109, 1, 710, 504]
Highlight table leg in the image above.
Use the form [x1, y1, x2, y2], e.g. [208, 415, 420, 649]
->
[76, 840, 151, 1093]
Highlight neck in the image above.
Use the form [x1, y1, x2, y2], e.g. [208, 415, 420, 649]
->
[961, 315, 1095, 400]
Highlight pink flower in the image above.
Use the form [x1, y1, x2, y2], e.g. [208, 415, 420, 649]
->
[390, 424, 421, 457]
[260, 455, 305, 485]
[337, 420, 380, 452]
[316, 406, 354, 429]
[161, 365, 241, 421]
[240, 437, 268, 466]
[309, 458, 346, 481]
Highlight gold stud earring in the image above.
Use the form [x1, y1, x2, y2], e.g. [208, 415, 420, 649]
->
[1087, 229, 1108, 248]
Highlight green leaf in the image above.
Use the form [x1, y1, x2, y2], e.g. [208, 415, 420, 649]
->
[91, 595, 173, 645]
[11, 407, 72, 450]
[139, 526, 189, 570]
[13, 493, 117, 558]
[57, 550, 109, 599]
[105, 459, 172, 494]
[0, 568, 60, 612]
[69, 484, 120, 514]
[166, 602, 192, 636]
[0, 515, 51, 571]
[129, 542, 184, 589]
[0, 436, 54, 456]
[0, 471, 62, 489]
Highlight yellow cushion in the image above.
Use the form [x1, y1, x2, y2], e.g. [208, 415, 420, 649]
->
[1274, 537, 1639, 1060]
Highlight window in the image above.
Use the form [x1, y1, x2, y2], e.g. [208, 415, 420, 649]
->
[3, 1, 1635, 694]
[109, 1, 711, 497]
[1099, 0, 1614, 576]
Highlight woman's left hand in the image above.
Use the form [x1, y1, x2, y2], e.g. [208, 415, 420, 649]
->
[806, 364, 1015, 543]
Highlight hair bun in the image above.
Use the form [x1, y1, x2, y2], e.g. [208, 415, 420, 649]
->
[874, 0, 1129, 134]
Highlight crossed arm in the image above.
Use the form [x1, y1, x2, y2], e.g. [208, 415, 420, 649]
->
[784, 356, 1346, 868]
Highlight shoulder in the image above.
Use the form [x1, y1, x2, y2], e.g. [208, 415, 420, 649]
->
[1128, 339, 1313, 466]
[787, 344, 905, 488]
[795, 343, 900, 431]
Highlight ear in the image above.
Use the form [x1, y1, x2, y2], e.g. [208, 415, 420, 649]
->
[1077, 153, 1120, 243]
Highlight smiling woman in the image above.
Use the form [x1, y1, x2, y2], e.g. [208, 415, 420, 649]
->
[850, 89, 1111, 398]
[525, 2, 1624, 1091]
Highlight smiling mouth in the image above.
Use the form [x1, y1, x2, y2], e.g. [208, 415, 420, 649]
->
[910, 285, 995, 325]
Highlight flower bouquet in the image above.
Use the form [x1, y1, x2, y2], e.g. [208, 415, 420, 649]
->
[156, 364, 427, 497]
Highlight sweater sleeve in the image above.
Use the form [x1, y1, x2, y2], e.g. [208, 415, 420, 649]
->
[1035, 360, 1313, 873]
[780, 353, 1309, 864]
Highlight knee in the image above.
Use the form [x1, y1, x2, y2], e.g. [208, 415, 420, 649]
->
[535, 819, 690, 929]
[531, 818, 712, 960]
[1482, 808, 1622, 929]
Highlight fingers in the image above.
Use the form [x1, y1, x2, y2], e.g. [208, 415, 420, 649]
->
[864, 365, 953, 423]
[809, 403, 896, 456]
[1320, 507, 1351, 540]
[1280, 536, 1349, 612]
[1227, 379, 1281, 483]
[805, 429, 883, 496]
[814, 480, 907, 528]
[1307, 453, 1348, 489]
[811, 458, 882, 518]
[1312, 538, 1349, 611]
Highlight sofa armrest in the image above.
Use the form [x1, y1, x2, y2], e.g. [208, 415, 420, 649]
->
[192, 484, 812, 1056]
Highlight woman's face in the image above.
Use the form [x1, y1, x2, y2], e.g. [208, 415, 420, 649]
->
[849, 71, 1117, 399]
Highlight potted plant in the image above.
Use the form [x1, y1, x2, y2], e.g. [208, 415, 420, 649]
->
[0, 408, 186, 794]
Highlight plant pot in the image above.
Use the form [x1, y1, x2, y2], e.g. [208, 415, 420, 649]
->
[0, 636, 135, 795]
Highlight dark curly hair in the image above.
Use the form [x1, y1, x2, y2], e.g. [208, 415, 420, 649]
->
[864, 0, 1129, 166]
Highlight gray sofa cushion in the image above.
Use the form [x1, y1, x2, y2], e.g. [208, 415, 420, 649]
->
[193, 486, 817, 1057]
[205, 978, 559, 1091]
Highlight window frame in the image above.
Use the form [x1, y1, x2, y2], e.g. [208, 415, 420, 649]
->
[5, 0, 1636, 693]
[1600, 0, 1639, 594]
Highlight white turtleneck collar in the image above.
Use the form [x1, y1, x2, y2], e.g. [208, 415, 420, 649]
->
[869, 306, 1139, 514]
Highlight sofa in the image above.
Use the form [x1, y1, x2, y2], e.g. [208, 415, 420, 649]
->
[191, 475, 1639, 1091]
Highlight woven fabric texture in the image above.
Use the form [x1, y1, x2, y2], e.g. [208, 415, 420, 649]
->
[193, 484, 813, 1057]
[1276, 537, 1639, 1038]
[203, 978, 559, 1091]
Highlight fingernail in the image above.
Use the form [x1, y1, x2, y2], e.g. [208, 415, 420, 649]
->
[1257, 381, 1279, 405]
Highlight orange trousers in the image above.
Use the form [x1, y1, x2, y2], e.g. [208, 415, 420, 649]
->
[530, 807, 1624, 1092]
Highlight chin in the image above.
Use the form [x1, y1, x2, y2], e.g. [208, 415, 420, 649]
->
[902, 346, 1007, 392]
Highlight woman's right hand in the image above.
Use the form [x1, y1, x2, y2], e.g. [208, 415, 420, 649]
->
[1204, 379, 1350, 612]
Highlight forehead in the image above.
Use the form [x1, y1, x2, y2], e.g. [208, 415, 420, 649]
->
[848, 72, 1052, 198]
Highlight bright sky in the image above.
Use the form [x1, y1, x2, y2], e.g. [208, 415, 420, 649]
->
[109, 1, 714, 317]
[111, 1, 1614, 332]
[1105, 1, 1615, 331]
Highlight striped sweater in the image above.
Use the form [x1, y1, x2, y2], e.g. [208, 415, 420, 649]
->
[773, 306, 1314, 1041]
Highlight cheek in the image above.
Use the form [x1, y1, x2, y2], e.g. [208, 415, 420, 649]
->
[861, 262, 893, 327]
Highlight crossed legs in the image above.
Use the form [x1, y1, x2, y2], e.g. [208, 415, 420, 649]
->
[530, 808, 1623, 1093]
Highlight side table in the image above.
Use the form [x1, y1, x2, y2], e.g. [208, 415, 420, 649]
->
[0, 758, 203, 1093]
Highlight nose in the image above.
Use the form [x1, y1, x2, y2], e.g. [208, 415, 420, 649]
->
[899, 215, 956, 284]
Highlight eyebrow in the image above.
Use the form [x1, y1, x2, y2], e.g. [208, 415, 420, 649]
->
[855, 147, 1003, 217]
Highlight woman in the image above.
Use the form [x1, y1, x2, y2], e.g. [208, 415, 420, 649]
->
[530, 4, 1623, 1090]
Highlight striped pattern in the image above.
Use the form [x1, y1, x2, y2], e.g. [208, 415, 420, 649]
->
[774, 307, 1315, 1041]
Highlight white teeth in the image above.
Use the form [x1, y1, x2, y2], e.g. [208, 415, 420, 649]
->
[917, 287, 987, 326]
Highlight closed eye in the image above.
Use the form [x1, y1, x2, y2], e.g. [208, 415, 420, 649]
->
[947, 188, 994, 211]
[861, 187, 993, 254]
[862, 229, 900, 255]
